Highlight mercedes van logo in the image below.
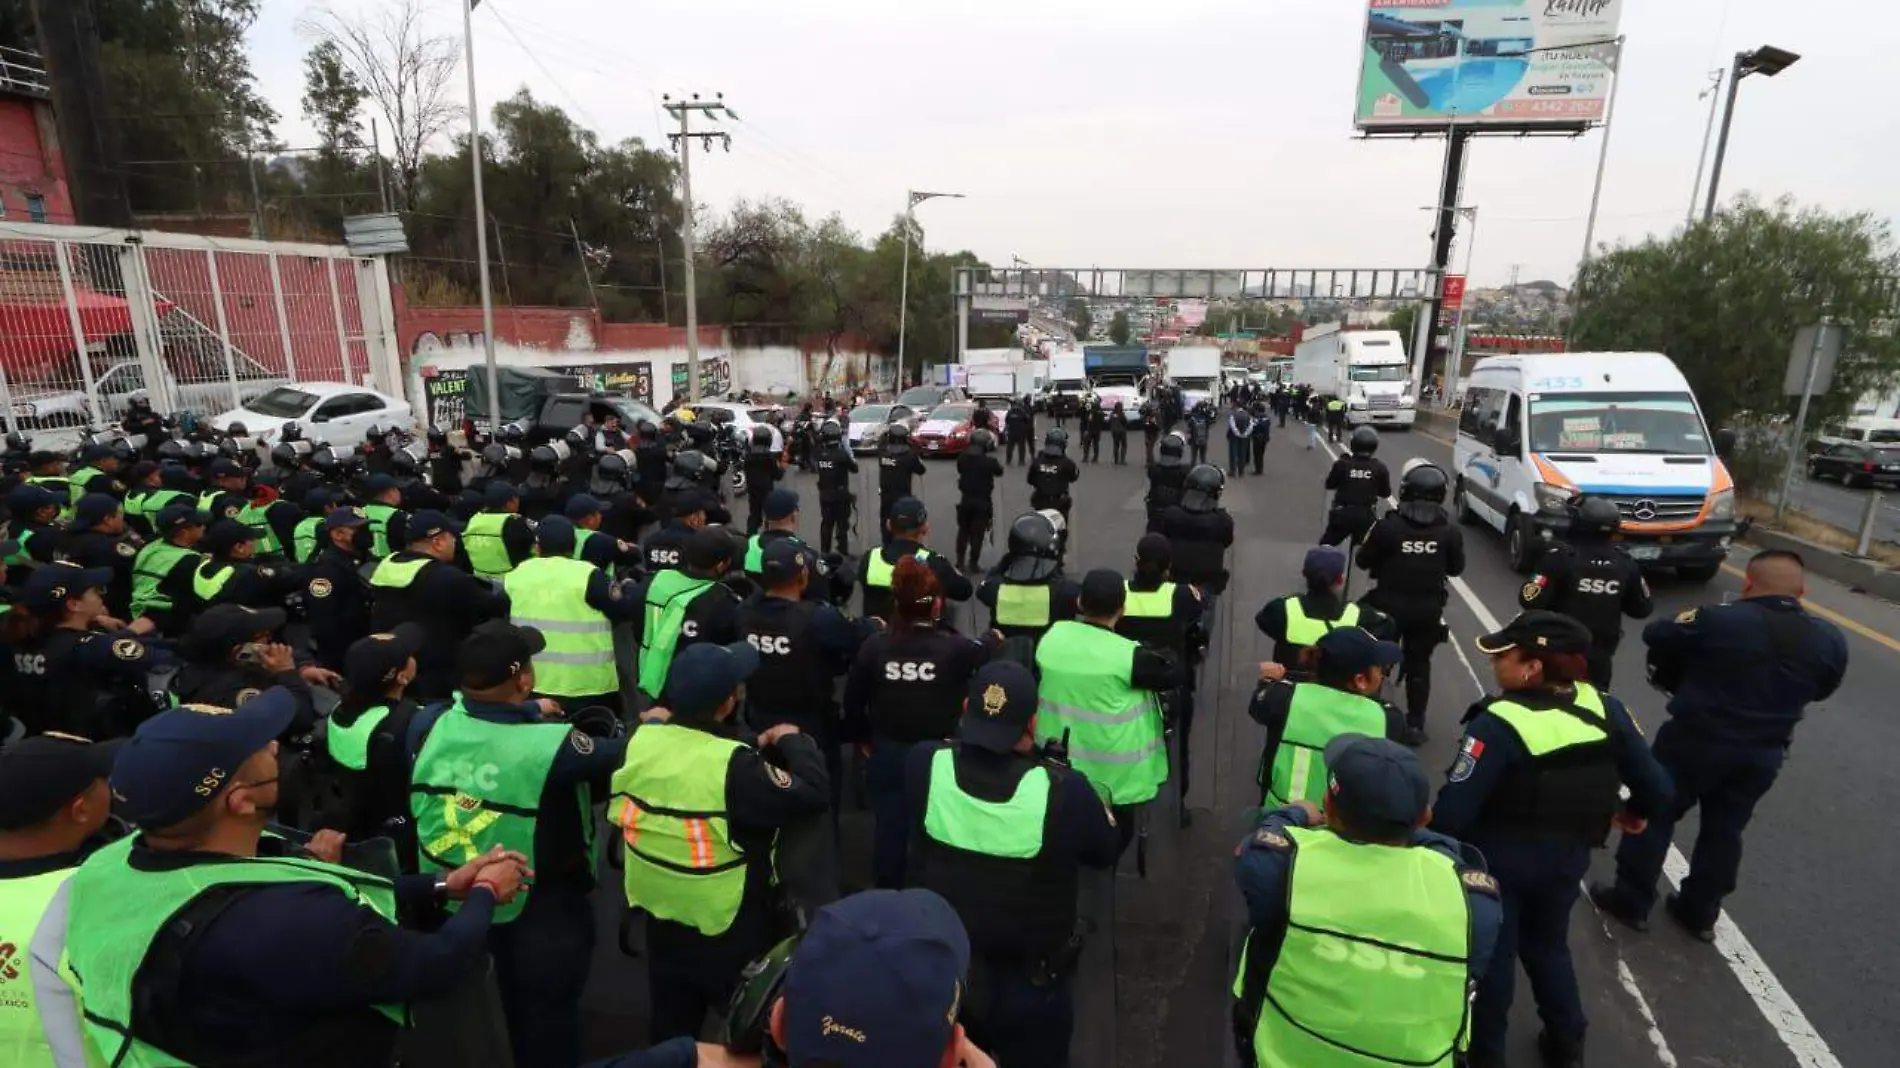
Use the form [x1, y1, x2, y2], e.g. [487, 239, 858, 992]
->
[1630, 499, 1659, 521]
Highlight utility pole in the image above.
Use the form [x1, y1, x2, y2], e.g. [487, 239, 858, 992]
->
[462, 0, 500, 431]
[1686, 69, 1723, 227]
[371, 117, 391, 213]
[665, 94, 734, 403]
[899, 190, 964, 378]
[569, 218, 600, 315]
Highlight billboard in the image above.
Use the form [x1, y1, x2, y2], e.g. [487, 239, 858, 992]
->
[1354, 0, 1623, 133]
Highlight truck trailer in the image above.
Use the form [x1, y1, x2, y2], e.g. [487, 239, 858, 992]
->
[1291, 323, 1416, 429]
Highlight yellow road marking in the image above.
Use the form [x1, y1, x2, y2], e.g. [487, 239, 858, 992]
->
[1718, 563, 1900, 654]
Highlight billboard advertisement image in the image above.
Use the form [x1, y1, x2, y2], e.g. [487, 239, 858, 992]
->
[1355, 0, 1623, 133]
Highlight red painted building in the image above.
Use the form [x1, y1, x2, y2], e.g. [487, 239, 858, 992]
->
[0, 48, 74, 225]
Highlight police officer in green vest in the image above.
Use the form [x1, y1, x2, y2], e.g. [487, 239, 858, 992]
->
[1118, 533, 1205, 824]
[1250, 627, 1405, 810]
[190, 519, 299, 613]
[317, 626, 427, 865]
[0, 734, 121, 1068]
[860, 498, 972, 624]
[129, 503, 210, 636]
[1033, 570, 1180, 854]
[1429, 612, 1674, 1068]
[408, 622, 630, 1068]
[462, 480, 536, 580]
[65, 442, 124, 504]
[633, 526, 747, 707]
[611, 641, 832, 1041]
[64, 690, 529, 1068]
[976, 511, 1079, 648]
[287, 487, 343, 565]
[505, 516, 641, 712]
[233, 482, 300, 562]
[1254, 546, 1395, 677]
[3, 483, 64, 568]
[121, 461, 186, 540]
[565, 493, 639, 572]
[368, 509, 511, 701]
[1323, 395, 1347, 443]
[359, 473, 410, 558]
[906, 660, 1119, 1067]
[197, 457, 249, 521]
[22, 450, 73, 519]
[1232, 734, 1502, 1068]
[744, 487, 805, 583]
[55, 493, 143, 621]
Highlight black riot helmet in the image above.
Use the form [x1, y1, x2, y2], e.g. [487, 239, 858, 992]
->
[819, 419, 844, 444]
[1157, 432, 1186, 463]
[1396, 459, 1450, 523]
[750, 424, 774, 450]
[1349, 426, 1380, 456]
[968, 427, 997, 453]
[885, 423, 911, 446]
[1184, 463, 1225, 500]
[1043, 427, 1069, 452]
[1571, 495, 1622, 540]
[637, 419, 660, 442]
[1007, 510, 1060, 558]
[674, 449, 716, 481]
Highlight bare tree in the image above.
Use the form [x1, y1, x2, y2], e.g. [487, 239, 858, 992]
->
[301, 0, 460, 210]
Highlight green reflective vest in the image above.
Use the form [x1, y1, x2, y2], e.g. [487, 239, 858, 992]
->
[66, 837, 407, 1067]
[574, 528, 602, 564]
[236, 501, 282, 556]
[463, 512, 515, 578]
[409, 699, 588, 924]
[922, 747, 1050, 859]
[327, 705, 392, 771]
[369, 555, 431, 591]
[129, 541, 198, 617]
[862, 546, 931, 588]
[637, 569, 714, 700]
[504, 556, 617, 697]
[1485, 684, 1609, 756]
[26, 475, 73, 519]
[1264, 684, 1390, 807]
[363, 503, 399, 559]
[994, 582, 1052, 629]
[1122, 582, 1175, 620]
[3, 529, 36, 567]
[192, 559, 237, 603]
[743, 532, 804, 575]
[196, 490, 228, 517]
[1244, 826, 1471, 1068]
[1033, 621, 1167, 805]
[0, 867, 76, 1068]
[291, 515, 324, 564]
[67, 467, 103, 506]
[1284, 599, 1360, 648]
[123, 489, 186, 528]
[610, 724, 752, 936]
[1326, 399, 1345, 413]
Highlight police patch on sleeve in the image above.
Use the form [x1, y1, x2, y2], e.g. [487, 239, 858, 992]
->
[234, 687, 262, 705]
[1521, 578, 1545, 602]
[765, 763, 792, 789]
[1674, 607, 1698, 625]
[1460, 869, 1499, 896]
[112, 638, 145, 662]
[308, 577, 333, 599]
[1447, 736, 1484, 783]
[115, 540, 137, 558]
[568, 730, 595, 756]
[1251, 828, 1291, 851]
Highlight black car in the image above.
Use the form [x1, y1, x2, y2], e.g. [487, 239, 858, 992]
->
[1808, 442, 1900, 488]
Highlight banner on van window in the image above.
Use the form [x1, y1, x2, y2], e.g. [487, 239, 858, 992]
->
[1355, 1, 1623, 133]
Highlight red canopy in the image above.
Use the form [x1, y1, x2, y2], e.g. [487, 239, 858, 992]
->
[0, 291, 175, 378]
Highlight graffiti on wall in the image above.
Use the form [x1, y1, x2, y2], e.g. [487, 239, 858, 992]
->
[669, 357, 731, 400]
[419, 361, 655, 428]
[411, 330, 487, 356]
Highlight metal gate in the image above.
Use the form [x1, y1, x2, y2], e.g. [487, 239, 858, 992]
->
[0, 221, 403, 443]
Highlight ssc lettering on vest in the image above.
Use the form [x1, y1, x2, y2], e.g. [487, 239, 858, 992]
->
[440, 760, 504, 792]
[682, 621, 701, 638]
[12, 652, 45, 675]
[1039, 464, 1061, 476]
[1312, 935, 1428, 978]
[884, 660, 938, 682]
[650, 548, 681, 566]
[748, 634, 792, 655]
[1348, 469, 1374, 479]
[1400, 541, 1440, 554]
[1576, 578, 1622, 595]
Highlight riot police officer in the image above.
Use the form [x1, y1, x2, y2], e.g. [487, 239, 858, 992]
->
[743, 424, 784, 534]
[190, 520, 300, 613]
[1149, 464, 1236, 600]
[1119, 533, 1205, 823]
[463, 481, 536, 580]
[633, 526, 746, 707]
[976, 511, 1079, 648]
[1109, 401, 1130, 464]
[1004, 396, 1034, 466]
[861, 498, 971, 624]
[1028, 429, 1080, 546]
[1079, 395, 1107, 463]
[634, 418, 670, 500]
[905, 660, 1120, 1067]
[57, 493, 143, 621]
[1319, 427, 1389, 549]
[813, 420, 857, 555]
[1518, 496, 1653, 690]
[846, 554, 1001, 888]
[0, 563, 169, 739]
[1143, 432, 1188, 525]
[660, 450, 730, 526]
[877, 424, 926, 529]
[954, 428, 1004, 572]
[1356, 460, 1464, 746]
[129, 504, 210, 637]
[304, 506, 376, 672]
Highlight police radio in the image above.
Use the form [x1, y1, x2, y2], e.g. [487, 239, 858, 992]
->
[1037, 727, 1072, 768]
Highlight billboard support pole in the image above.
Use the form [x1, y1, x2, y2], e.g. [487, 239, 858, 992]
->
[1414, 127, 1469, 403]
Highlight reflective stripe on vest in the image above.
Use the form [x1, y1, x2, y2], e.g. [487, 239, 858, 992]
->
[994, 582, 1052, 628]
[237, 502, 281, 555]
[408, 700, 585, 924]
[192, 559, 236, 603]
[463, 512, 515, 577]
[1284, 599, 1359, 648]
[0, 868, 74, 1068]
[1122, 582, 1175, 619]
[130, 541, 198, 616]
[1485, 684, 1609, 755]
[124, 489, 186, 526]
[1251, 826, 1470, 1068]
[609, 724, 750, 936]
[504, 556, 617, 697]
[922, 747, 1049, 859]
[637, 570, 714, 699]
[66, 837, 407, 1066]
[1033, 621, 1167, 805]
[326, 705, 392, 771]
[363, 503, 399, 558]
[292, 516, 323, 564]
[369, 555, 431, 590]
[863, 546, 931, 588]
[1265, 684, 1390, 807]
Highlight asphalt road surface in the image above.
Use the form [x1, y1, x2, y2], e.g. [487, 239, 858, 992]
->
[576, 419, 1898, 1068]
[1781, 470, 1900, 547]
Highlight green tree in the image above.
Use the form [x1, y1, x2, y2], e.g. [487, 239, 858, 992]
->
[1573, 195, 1900, 431]
[306, 0, 460, 211]
[1109, 310, 1131, 345]
[1070, 299, 1093, 341]
[1387, 305, 1419, 353]
[303, 40, 366, 158]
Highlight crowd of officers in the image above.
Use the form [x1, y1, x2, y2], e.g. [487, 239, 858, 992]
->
[0, 388, 1854, 1068]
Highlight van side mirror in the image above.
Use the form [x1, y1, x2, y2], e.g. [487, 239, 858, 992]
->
[1713, 428, 1737, 457]
[1493, 425, 1520, 456]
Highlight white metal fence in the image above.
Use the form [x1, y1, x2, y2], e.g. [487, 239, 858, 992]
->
[0, 221, 403, 444]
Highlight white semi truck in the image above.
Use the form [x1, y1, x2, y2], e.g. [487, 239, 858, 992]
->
[1291, 323, 1416, 429]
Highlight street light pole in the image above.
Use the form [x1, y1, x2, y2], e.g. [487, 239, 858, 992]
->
[1576, 36, 1625, 274]
[1704, 45, 1801, 223]
[1687, 69, 1725, 227]
[1447, 206, 1478, 407]
[896, 190, 962, 379]
[462, 0, 501, 431]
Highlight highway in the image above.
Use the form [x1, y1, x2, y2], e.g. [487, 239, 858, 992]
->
[575, 416, 1896, 1067]
[1779, 470, 1900, 548]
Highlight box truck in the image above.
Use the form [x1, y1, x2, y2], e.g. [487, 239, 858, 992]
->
[1291, 323, 1416, 428]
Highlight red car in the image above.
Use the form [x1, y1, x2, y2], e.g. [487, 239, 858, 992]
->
[911, 402, 979, 457]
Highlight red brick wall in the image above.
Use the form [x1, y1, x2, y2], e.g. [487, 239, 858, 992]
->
[0, 96, 74, 224]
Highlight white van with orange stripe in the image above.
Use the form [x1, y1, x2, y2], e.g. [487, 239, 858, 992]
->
[1451, 352, 1742, 583]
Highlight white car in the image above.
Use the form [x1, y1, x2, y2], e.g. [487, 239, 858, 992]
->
[210, 382, 413, 448]
[689, 401, 784, 452]
[845, 403, 917, 454]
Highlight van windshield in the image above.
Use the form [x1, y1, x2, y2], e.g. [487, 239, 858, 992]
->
[1530, 391, 1710, 455]
[1349, 365, 1408, 383]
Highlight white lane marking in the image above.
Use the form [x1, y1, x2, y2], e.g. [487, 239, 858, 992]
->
[1321, 431, 1844, 1068]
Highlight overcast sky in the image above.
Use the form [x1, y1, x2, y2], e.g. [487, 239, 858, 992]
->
[249, 0, 1892, 290]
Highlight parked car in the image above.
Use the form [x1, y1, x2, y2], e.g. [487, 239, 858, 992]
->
[1807, 442, 1900, 488]
[896, 385, 966, 416]
[845, 403, 917, 454]
[11, 353, 287, 429]
[690, 401, 784, 452]
[912, 402, 978, 458]
[209, 382, 413, 448]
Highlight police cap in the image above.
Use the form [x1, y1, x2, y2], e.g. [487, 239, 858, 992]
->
[958, 660, 1039, 754]
[111, 689, 300, 829]
[343, 623, 425, 692]
[21, 563, 113, 615]
[763, 487, 801, 521]
[72, 493, 123, 531]
[1475, 610, 1593, 656]
[456, 620, 547, 690]
[0, 734, 123, 830]
[1323, 733, 1430, 836]
[662, 642, 760, 719]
